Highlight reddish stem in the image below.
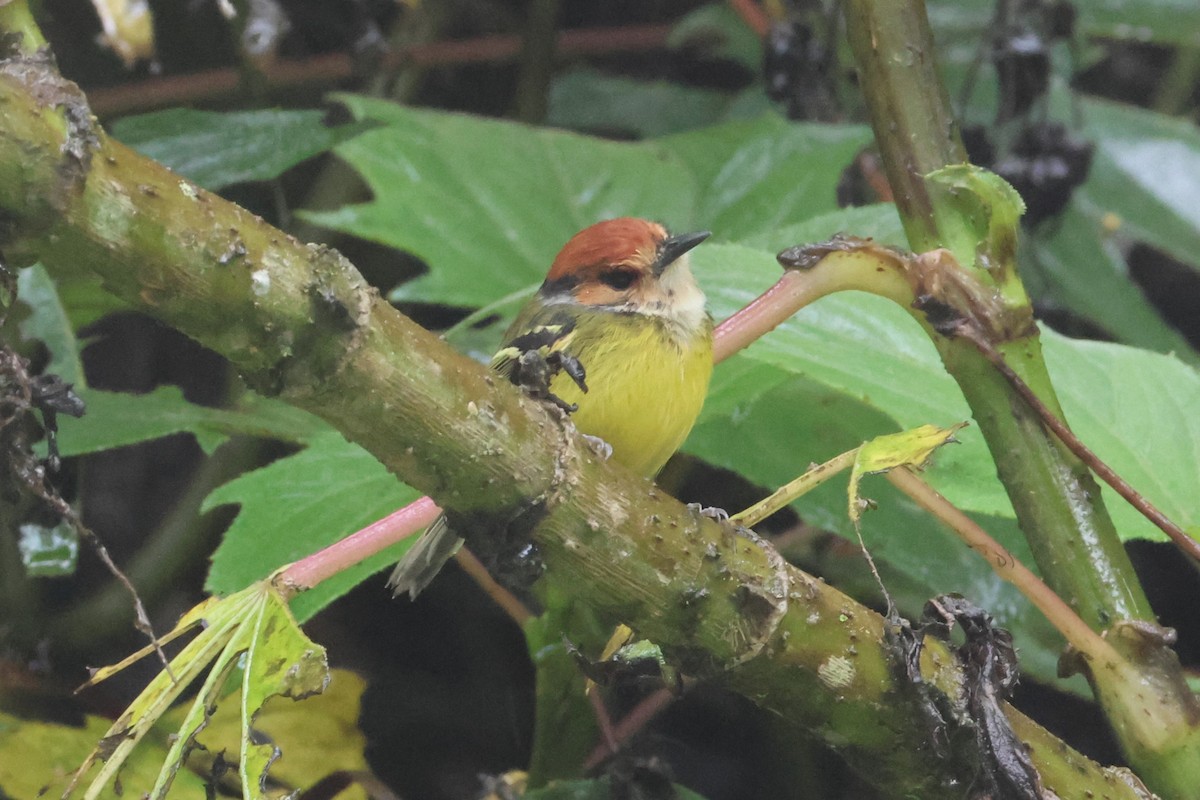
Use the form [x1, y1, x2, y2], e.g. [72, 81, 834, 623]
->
[279, 495, 439, 593]
[727, 0, 771, 37]
[583, 688, 676, 769]
[713, 270, 818, 363]
[87, 24, 673, 117]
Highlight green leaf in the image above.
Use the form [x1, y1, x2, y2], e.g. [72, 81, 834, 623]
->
[303, 103, 868, 308]
[1078, 97, 1200, 275]
[735, 202, 908, 252]
[684, 356, 1072, 687]
[547, 69, 740, 139]
[204, 429, 419, 622]
[1042, 335, 1200, 543]
[658, 115, 873, 241]
[669, 1, 762, 71]
[16, 264, 85, 386]
[302, 97, 698, 308]
[1023, 203, 1194, 358]
[55, 386, 326, 457]
[692, 240, 1200, 544]
[928, 0, 1200, 50]
[110, 108, 372, 191]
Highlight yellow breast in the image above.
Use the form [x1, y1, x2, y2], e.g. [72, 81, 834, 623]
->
[548, 311, 713, 477]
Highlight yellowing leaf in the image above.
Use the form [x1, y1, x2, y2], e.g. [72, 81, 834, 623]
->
[848, 423, 967, 524]
[191, 669, 370, 800]
[67, 581, 330, 800]
[0, 712, 207, 800]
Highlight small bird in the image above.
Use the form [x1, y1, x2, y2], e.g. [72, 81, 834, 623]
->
[388, 217, 714, 599]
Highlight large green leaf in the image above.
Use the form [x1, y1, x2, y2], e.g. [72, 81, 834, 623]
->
[203, 429, 419, 622]
[55, 386, 325, 457]
[659, 116, 872, 241]
[301, 97, 699, 308]
[110, 108, 371, 191]
[547, 69, 746, 139]
[301, 102, 1200, 685]
[1078, 97, 1200, 276]
[1022, 203, 1193, 359]
[302, 101, 868, 308]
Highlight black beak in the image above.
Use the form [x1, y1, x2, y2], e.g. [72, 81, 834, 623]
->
[653, 230, 711, 275]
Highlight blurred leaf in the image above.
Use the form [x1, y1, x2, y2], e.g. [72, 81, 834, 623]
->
[302, 97, 698, 308]
[55, 386, 326, 457]
[547, 69, 737, 138]
[0, 711, 207, 800]
[1078, 97, 1200, 276]
[1073, 0, 1200, 47]
[111, 108, 372, 191]
[1023, 203, 1194, 357]
[68, 584, 328, 800]
[204, 429, 418, 622]
[16, 265, 85, 387]
[303, 102, 866, 308]
[56, 272, 132, 330]
[668, 1, 763, 71]
[89, 0, 155, 67]
[928, 0, 1200, 51]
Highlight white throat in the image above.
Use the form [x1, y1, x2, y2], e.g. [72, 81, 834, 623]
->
[649, 254, 708, 338]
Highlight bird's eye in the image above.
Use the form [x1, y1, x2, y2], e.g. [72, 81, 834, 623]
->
[599, 268, 638, 290]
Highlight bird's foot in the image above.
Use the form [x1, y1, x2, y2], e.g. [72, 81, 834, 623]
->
[514, 349, 587, 414]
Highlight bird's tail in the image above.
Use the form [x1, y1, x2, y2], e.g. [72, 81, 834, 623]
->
[386, 514, 463, 599]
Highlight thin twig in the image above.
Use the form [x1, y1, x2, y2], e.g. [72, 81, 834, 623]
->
[86, 24, 673, 117]
[886, 467, 1119, 661]
[951, 322, 1200, 564]
[732, 448, 856, 528]
[278, 495, 440, 593]
[453, 547, 533, 625]
[0, 347, 173, 679]
[582, 687, 677, 769]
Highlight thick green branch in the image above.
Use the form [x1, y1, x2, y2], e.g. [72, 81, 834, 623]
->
[0, 55, 1148, 800]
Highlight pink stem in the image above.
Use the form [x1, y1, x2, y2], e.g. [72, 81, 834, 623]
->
[280, 496, 440, 592]
[713, 271, 819, 364]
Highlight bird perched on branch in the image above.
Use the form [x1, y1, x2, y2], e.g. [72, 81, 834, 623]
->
[388, 217, 714, 599]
